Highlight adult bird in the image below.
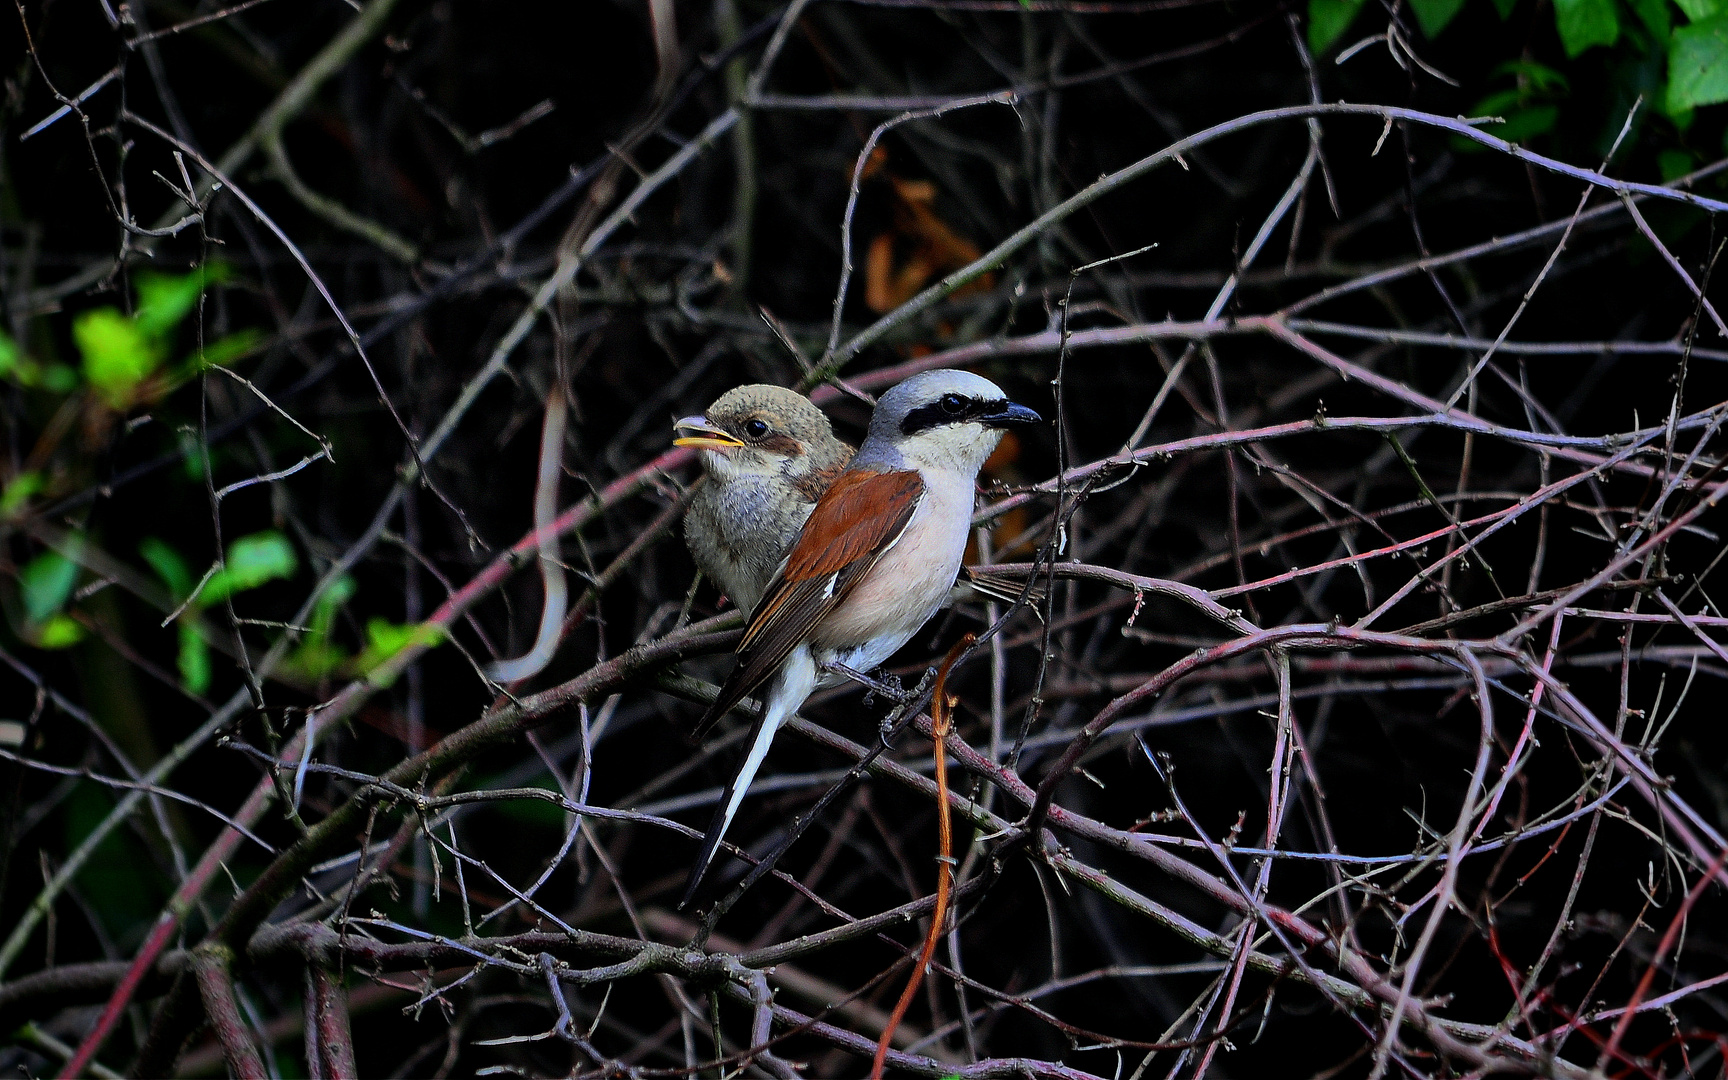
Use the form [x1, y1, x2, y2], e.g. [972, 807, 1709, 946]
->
[680, 369, 1040, 906]
[674, 384, 854, 612]
[675, 384, 1037, 614]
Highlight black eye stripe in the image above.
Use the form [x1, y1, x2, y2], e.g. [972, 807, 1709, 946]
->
[899, 396, 1006, 436]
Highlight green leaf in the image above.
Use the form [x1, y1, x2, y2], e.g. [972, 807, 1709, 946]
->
[284, 639, 349, 681]
[133, 264, 228, 339]
[1308, 0, 1370, 52]
[36, 614, 86, 649]
[75, 308, 162, 410]
[1459, 64, 1567, 152]
[1675, 0, 1721, 22]
[1659, 147, 1699, 178]
[282, 576, 356, 682]
[64, 786, 156, 926]
[1554, 0, 1620, 54]
[0, 332, 20, 380]
[0, 330, 71, 393]
[193, 328, 264, 370]
[140, 537, 195, 599]
[1668, 15, 1728, 111]
[39, 364, 77, 394]
[355, 618, 445, 685]
[1482, 105, 1561, 142]
[1629, 0, 1672, 39]
[309, 576, 357, 641]
[1411, 0, 1468, 36]
[1, 472, 43, 518]
[1491, 59, 1571, 92]
[198, 530, 298, 605]
[20, 548, 79, 623]
[1471, 88, 1528, 116]
[1491, 0, 1518, 19]
[178, 623, 211, 694]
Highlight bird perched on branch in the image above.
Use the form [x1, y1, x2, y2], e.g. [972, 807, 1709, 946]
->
[679, 369, 1041, 906]
[676, 384, 1039, 614]
[674, 384, 854, 612]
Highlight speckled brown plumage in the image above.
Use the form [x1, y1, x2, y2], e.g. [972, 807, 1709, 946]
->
[679, 385, 854, 612]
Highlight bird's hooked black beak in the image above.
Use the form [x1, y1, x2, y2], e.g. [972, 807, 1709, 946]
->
[674, 415, 745, 450]
[977, 401, 1042, 428]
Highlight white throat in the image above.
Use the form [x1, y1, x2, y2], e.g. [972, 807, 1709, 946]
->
[895, 422, 1004, 476]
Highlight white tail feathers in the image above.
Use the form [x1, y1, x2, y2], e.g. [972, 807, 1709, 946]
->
[679, 647, 817, 908]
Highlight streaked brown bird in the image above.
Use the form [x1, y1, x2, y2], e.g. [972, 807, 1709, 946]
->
[674, 385, 854, 613]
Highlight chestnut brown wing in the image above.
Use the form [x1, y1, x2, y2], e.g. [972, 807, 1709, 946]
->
[692, 468, 924, 737]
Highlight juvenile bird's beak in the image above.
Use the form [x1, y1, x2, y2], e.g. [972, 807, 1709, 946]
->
[977, 401, 1042, 428]
[674, 415, 745, 450]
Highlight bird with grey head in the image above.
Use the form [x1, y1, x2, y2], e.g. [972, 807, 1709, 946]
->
[678, 368, 1041, 906]
[676, 383, 1041, 617]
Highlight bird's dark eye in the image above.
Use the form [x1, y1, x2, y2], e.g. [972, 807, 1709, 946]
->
[939, 393, 967, 415]
[744, 418, 770, 439]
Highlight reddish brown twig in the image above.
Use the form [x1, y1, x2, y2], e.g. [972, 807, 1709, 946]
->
[872, 633, 971, 1078]
[1599, 842, 1728, 1069]
[190, 946, 266, 1080]
[307, 965, 358, 1080]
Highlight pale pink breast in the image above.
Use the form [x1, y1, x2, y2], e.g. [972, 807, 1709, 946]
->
[811, 471, 973, 661]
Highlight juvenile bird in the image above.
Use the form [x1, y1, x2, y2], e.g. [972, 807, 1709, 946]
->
[680, 369, 1040, 905]
[674, 385, 854, 612]
[676, 385, 1036, 614]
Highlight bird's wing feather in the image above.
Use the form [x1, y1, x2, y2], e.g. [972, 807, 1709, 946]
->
[691, 468, 924, 738]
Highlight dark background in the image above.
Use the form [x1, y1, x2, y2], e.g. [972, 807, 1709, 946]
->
[2, 0, 1727, 1075]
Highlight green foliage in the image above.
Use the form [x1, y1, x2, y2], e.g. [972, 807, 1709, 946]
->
[1311, 0, 1728, 141]
[177, 622, 212, 694]
[141, 537, 213, 690]
[0, 472, 43, 519]
[1659, 146, 1700, 174]
[17, 547, 85, 649]
[1555, 0, 1621, 55]
[134, 265, 227, 338]
[1669, 15, 1728, 111]
[198, 531, 298, 605]
[1460, 61, 1571, 146]
[0, 329, 74, 392]
[0, 332, 21, 381]
[282, 576, 358, 681]
[196, 328, 266, 370]
[74, 308, 165, 411]
[63, 786, 155, 928]
[1412, 0, 1470, 37]
[139, 537, 195, 600]
[35, 615, 86, 648]
[141, 532, 299, 693]
[67, 264, 232, 411]
[1632, 0, 1674, 39]
[1308, 0, 1370, 52]
[355, 618, 446, 685]
[20, 550, 78, 624]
